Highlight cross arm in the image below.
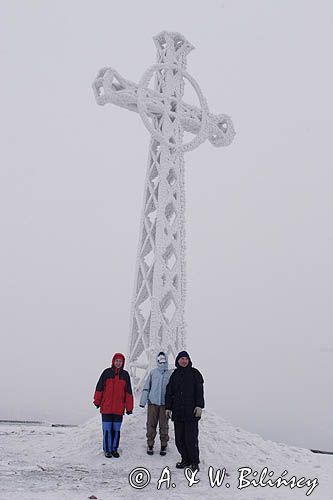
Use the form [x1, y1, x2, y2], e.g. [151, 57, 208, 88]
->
[92, 68, 235, 147]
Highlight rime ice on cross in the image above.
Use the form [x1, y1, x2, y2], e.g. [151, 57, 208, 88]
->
[93, 31, 235, 391]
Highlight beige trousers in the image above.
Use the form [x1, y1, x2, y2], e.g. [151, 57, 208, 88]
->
[146, 404, 169, 447]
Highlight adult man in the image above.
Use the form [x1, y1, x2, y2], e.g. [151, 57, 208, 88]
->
[93, 352, 133, 458]
[165, 351, 204, 472]
[139, 351, 173, 456]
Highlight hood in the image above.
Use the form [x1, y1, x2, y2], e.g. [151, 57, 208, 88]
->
[111, 352, 125, 369]
[175, 350, 192, 368]
[156, 351, 169, 370]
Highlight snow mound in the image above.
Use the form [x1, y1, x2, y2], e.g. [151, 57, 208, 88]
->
[1, 410, 330, 499]
[61, 408, 312, 467]
[57, 408, 330, 492]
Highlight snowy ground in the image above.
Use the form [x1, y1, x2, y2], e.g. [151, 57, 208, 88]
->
[0, 409, 331, 500]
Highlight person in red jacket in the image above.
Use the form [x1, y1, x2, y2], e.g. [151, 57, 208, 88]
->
[93, 352, 134, 458]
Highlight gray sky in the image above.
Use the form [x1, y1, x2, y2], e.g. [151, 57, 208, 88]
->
[0, 0, 332, 450]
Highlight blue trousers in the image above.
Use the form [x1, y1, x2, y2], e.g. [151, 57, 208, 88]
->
[102, 420, 122, 452]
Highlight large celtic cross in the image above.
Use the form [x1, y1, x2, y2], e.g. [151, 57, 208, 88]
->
[93, 31, 235, 391]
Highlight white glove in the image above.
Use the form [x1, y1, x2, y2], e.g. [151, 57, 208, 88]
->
[194, 407, 202, 418]
[165, 409, 172, 419]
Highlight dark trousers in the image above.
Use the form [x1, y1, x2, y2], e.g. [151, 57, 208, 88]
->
[174, 420, 200, 465]
[101, 414, 122, 452]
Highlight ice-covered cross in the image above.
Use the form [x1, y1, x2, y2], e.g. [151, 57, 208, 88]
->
[93, 31, 235, 391]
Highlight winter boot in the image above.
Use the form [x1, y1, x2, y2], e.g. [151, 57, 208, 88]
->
[176, 461, 189, 469]
[160, 445, 167, 456]
[147, 445, 154, 455]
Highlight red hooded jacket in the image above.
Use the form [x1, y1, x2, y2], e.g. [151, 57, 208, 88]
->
[93, 353, 134, 415]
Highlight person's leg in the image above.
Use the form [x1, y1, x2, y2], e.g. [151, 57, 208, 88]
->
[109, 414, 123, 454]
[102, 420, 112, 453]
[146, 404, 159, 447]
[111, 421, 122, 451]
[184, 420, 200, 466]
[174, 421, 189, 464]
[158, 405, 169, 447]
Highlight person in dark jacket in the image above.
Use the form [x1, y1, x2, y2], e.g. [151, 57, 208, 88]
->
[165, 351, 204, 472]
[93, 352, 133, 458]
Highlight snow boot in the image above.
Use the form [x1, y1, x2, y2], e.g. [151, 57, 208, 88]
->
[176, 461, 189, 469]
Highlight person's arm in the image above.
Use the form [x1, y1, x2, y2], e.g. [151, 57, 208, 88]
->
[125, 372, 134, 413]
[194, 369, 205, 409]
[139, 371, 152, 407]
[165, 372, 174, 410]
[93, 370, 106, 407]
[161, 369, 173, 401]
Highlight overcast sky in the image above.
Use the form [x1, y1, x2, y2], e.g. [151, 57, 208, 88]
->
[1, 0, 332, 450]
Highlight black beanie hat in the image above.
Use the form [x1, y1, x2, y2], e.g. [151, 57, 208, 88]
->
[175, 350, 192, 367]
